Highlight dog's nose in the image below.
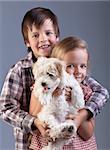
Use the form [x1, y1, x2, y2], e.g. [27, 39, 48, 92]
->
[41, 82, 47, 87]
[68, 126, 74, 133]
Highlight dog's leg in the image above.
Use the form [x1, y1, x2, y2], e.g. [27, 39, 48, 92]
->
[49, 120, 77, 141]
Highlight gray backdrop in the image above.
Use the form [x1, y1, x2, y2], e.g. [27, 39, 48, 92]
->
[0, 1, 110, 150]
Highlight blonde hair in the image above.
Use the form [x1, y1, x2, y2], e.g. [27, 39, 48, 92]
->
[51, 36, 89, 61]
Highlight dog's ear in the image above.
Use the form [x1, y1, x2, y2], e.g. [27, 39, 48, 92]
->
[55, 61, 64, 77]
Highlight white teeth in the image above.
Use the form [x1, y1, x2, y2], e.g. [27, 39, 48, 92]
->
[39, 45, 49, 49]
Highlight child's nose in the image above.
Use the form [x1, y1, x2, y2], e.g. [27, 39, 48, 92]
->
[39, 33, 47, 43]
[74, 67, 81, 74]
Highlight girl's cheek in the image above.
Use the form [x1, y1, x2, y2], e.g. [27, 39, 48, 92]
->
[66, 68, 74, 75]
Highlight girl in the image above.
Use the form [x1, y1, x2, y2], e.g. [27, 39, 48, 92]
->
[29, 36, 109, 149]
[51, 36, 97, 149]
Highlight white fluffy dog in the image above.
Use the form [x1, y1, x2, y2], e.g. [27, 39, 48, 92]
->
[32, 57, 85, 150]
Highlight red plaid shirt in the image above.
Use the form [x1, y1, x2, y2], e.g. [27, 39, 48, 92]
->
[30, 130, 97, 150]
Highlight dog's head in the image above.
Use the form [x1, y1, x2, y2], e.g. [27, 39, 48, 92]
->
[33, 57, 65, 95]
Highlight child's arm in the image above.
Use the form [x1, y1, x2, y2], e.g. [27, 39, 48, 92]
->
[66, 84, 95, 140]
[78, 118, 95, 141]
[67, 108, 94, 140]
[84, 76, 109, 117]
[29, 91, 42, 116]
[29, 92, 48, 138]
[74, 77, 109, 140]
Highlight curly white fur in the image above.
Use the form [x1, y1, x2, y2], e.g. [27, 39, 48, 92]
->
[33, 57, 85, 150]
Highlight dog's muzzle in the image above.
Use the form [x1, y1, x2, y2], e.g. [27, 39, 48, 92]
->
[41, 82, 47, 87]
[68, 126, 74, 133]
[41, 82, 50, 93]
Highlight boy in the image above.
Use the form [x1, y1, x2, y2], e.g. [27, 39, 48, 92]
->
[0, 7, 59, 150]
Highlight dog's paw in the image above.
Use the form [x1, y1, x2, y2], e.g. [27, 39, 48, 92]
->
[59, 122, 77, 139]
[61, 125, 76, 139]
[48, 129, 58, 141]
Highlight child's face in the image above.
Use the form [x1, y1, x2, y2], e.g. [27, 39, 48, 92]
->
[26, 19, 59, 58]
[63, 48, 88, 83]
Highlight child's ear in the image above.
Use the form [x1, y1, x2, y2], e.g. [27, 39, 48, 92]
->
[25, 40, 30, 47]
[26, 43, 30, 47]
[56, 37, 59, 42]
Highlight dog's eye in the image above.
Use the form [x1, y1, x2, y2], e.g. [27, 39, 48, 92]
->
[47, 72, 54, 78]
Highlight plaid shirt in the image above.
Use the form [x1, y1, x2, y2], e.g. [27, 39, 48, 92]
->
[0, 52, 109, 150]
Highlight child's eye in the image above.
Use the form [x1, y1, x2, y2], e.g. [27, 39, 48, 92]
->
[47, 72, 54, 78]
[32, 34, 39, 38]
[80, 64, 87, 69]
[46, 31, 53, 36]
[66, 64, 74, 69]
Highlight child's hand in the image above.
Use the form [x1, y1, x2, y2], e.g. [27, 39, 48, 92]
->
[65, 86, 72, 102]
[66, 113, 82, 129]
[34, 118, 49, 138]
[52, 87, 63, 97]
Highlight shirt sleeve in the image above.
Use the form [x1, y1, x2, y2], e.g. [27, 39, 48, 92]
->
[84, 76, 109, 117]
[0, 66, 35, 133]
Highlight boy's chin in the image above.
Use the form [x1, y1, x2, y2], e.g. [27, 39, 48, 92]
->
[40, 53, 51, 58]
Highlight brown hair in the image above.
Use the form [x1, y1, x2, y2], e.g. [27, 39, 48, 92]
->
[21, 7, 60, 44]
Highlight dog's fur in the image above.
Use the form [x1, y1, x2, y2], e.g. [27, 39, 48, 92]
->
[32, 57, 85, 150]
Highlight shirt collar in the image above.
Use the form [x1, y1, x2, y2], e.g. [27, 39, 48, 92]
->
[22, 51, 36, 68]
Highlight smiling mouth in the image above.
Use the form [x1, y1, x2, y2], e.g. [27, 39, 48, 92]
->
[39, 45, 50, 49]
[75, 77, 82, 80]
